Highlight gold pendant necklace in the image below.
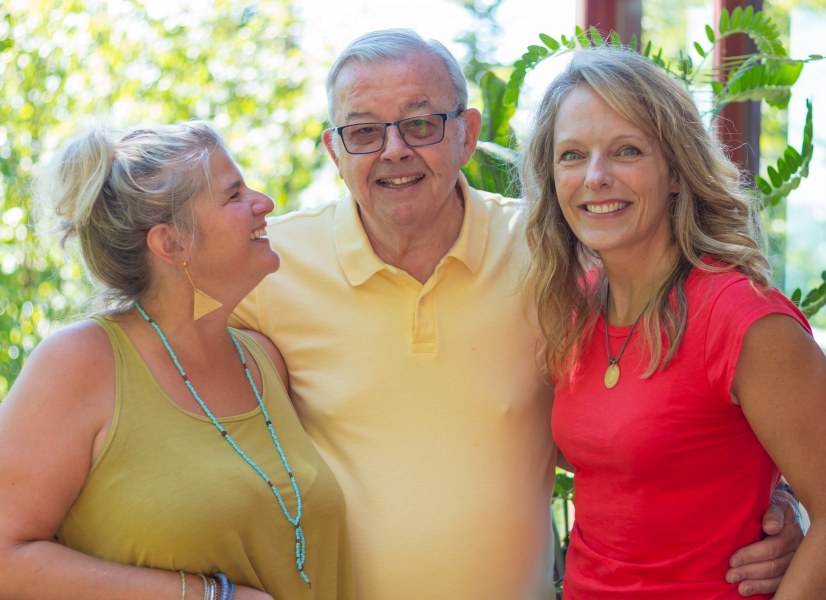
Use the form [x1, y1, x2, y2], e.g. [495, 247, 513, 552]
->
[603, 292, 645, 389]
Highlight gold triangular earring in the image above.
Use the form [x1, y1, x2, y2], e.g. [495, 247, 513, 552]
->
[182, 261, 223, 320]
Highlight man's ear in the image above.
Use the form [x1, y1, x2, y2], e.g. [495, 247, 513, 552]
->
[146, 223, 186, 265]
[322, 128, 341, 169]
[459, 108, 482, 165]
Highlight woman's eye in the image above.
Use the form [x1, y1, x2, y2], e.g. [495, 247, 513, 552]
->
[619, 146, 641, 157]
[559, 150, 581, 161]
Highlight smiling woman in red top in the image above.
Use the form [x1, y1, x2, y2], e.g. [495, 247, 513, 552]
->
[522, 47, 826, 599]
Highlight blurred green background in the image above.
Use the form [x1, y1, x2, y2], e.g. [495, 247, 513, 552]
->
[2, 0, 825, 398]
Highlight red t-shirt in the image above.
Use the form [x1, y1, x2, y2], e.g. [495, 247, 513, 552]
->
[553, 267, 811, 599]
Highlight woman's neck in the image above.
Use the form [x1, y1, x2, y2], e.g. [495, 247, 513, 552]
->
[601, 244, 680, 326]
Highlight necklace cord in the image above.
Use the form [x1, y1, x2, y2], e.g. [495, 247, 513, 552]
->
[604, 314, 642, 365]
[602, 287, 646, 389]
[133, 302, 311, 586]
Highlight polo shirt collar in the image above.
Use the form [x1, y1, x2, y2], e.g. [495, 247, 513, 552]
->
[335, 173, 491, 286]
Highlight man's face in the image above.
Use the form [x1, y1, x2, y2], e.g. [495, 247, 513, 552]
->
[323, 51, 480, 239]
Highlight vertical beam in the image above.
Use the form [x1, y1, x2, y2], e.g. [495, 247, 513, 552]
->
[577, 0, 642, 44]
[714, 0, 763, 178]
[714, 1, 785, 289]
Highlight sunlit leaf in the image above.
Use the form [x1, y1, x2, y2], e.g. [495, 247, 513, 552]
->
[705, 24, 715, 43]
[0, 0, 320, 396]
[540, 33, 560, 51]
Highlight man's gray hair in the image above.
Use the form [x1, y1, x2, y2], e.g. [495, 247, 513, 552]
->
[325, 28, 468, 123]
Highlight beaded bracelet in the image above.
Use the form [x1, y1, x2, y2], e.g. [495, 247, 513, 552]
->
[179, 571, 186, 600]
[215, 573, 234, 600]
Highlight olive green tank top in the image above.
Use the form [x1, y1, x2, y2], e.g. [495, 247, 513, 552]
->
[58, 315, 354, 599]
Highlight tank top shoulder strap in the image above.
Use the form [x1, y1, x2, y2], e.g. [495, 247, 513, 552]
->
[229, 328, 290, 402]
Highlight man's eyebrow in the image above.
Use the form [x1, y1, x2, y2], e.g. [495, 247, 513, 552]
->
[401, 99, 432, 113]
[343, 100, 434, 123]
[343, 110, 378, 122]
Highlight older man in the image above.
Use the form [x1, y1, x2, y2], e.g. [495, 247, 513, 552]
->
[233, 29, 800, 599]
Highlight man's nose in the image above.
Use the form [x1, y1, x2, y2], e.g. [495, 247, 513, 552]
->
[380, 124, 412, 159]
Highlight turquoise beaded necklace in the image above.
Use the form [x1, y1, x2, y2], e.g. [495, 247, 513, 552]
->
[134, 302, 311, 587]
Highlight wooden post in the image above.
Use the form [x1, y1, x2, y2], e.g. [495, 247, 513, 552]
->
[713, 0, 763, 178]
[577, 0, 642, 44]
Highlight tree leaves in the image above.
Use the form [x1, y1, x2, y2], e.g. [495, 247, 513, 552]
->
[0, 0, 321, 397]
[472, 7, 823, 323]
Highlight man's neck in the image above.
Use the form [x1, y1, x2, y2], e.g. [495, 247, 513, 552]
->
[360, 185, 465, 284]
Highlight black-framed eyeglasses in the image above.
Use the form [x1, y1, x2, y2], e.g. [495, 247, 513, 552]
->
[332, 110, 464, 155]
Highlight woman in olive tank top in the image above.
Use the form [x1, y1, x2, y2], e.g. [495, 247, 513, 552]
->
[0, 121, 354, 600]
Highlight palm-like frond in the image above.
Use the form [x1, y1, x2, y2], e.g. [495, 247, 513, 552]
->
[475, 8, 823, 318]
[756, 99, 814, 207]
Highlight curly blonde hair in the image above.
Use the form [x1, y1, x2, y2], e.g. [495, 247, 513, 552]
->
[521, 47, 770, 379]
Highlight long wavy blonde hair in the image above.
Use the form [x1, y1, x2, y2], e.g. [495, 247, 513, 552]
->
[521, 47, 771, 379]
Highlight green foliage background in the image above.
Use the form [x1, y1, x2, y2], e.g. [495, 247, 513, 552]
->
[463, 2, 825, 322]
[2, 0, 824, 399]
[0, 0, 327, 398]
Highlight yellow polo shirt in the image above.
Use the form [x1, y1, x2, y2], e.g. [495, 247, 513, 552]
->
[232, 176, 556, 600]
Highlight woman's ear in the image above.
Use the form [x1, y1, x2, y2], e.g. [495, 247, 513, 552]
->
[146, 223, 187, 265]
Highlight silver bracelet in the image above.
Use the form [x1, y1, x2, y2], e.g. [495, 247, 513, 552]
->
[198, 574, 217, 600]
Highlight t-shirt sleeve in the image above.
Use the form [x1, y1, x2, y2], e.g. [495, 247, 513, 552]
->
[704, 277, 812, 403]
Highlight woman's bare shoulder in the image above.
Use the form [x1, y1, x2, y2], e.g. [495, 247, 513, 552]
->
[6, 319, 115, 408]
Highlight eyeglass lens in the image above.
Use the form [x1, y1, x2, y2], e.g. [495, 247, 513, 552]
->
[341, 114, 446, 154]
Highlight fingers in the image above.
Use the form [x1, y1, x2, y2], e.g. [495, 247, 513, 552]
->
[724, 488, 804, 596]
[760, 494, 786, 536]
[767, 488, 804, 534]
[726, 508, 801, 599]
[735, 576, 784, 597]
[733, 490, 804, 567]
[729, 530, 791, 569]
[766, 496, 805, 553]
[726, 553, 793, 596]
